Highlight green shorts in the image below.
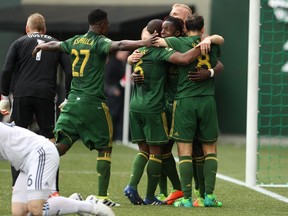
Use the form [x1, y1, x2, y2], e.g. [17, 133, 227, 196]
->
[170, 96, 218, 144]
[54, 95, 113, 151]
[129, 111, 169, 145]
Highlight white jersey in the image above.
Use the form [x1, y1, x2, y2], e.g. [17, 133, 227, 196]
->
[0, 122, 52, 172]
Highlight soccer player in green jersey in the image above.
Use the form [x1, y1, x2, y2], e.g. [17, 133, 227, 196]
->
[155, 16, 185, 204]
[131, 15, 224, 206]
[124, 17, 185, 205]
[32, 8, 158, 207]
[156, 14, 223, 208]
[160, 16, 224, 206]
[124, 17, 215, 205]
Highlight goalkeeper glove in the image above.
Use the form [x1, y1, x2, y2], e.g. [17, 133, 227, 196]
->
[0, 95, 10, 115]
[58, 98, 68, 111]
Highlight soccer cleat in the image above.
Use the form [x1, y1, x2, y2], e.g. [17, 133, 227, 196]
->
[204, 194, 222, 207]
[124, 185, 145, 205]
[99, 197, 120, 207]
[155, 193, 167, 201]
[91, 199, 115, 216]
[193, 197, 204, 207]
[86, 195, 120, 207]
[194, 188, 200, 197]
[144, 197, 163, 205]
[173, 197, 193, 208]
[69, 192, 84, 201]
[48, 191, 60, 198]
[69, 193, 90, 216]
[164, 190, 184, 205]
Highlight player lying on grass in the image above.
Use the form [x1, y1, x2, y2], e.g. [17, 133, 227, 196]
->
[0, 122, 115, 216]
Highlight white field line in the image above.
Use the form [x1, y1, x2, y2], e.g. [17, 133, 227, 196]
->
[216, 173, 288, 203]
[123, 142, 288, 203]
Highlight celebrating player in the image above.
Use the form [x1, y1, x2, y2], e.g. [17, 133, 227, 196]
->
[156, 14, 223, 207]
[31, 8, 158, 207]
[124, 16, 186, 205]
[124, 15, 222, 205]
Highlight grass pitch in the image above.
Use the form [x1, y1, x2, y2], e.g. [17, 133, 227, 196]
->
[0, 141, 287, 216]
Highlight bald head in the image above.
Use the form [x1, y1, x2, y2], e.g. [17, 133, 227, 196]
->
[147, 19, 163, 36]
[26, 13, 46, 34]
[170, 3, 192, 22]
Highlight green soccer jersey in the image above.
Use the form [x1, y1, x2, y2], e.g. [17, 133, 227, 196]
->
[60, 31, 112, 102]
[165, 36, 220, 99]
[166, 64, 179, 104]
[130, 46, 175, 113]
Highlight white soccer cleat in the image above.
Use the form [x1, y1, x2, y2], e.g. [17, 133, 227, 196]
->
[91, 199, 115, 216]
[69, 192, 84, 201]
[69, 193, 91, 216]
[86, 195, 120, 207]
[85, 195, 98, 203]
[85, 195, 115, 216]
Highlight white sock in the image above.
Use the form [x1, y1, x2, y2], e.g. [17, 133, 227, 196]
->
[43, 196, 93, 215]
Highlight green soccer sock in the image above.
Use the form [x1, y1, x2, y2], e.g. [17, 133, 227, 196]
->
[146, 154, 162, 199]
[96, 152, 111, 196]
[195, 156, 205, 198]
[162, 152, 181, 191]
[179, 156, 193, 199]
[158, 168, 168, 196]
[204, 153, 218, 195]
[128, 151, 149, 189]
[192, 157, 199, 190]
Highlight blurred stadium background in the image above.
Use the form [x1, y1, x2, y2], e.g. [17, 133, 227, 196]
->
[0, 0, 248, 136]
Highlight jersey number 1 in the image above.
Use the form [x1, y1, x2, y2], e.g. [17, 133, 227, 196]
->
[36, 39, 45, 61]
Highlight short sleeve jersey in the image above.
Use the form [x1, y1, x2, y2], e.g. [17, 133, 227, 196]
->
[165, 36, 220, 98]
[130, 46, 175, 113]
[60, 31, 112, 102]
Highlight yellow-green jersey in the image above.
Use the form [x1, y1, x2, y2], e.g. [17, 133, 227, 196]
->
[60, 31, 112, 102]
[130, 46, 175, 113]
[165, 35, 221, 99]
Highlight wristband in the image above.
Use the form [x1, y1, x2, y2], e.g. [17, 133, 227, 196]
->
[209, 69, 215, 77]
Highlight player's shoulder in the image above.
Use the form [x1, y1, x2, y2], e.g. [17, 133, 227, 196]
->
[211, 43, 221, 57]
[211, 43, 221, 52]
[0, 122, 16, 134]
[97, 35, 112, 44]
[165, 36, 178, 41]
[12, 35, 29, 46]
[186, 35, 201, 42]
[18, 33, 58, 44]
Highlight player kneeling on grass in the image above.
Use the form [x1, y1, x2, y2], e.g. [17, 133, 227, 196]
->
[0, 122, 115, 216]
